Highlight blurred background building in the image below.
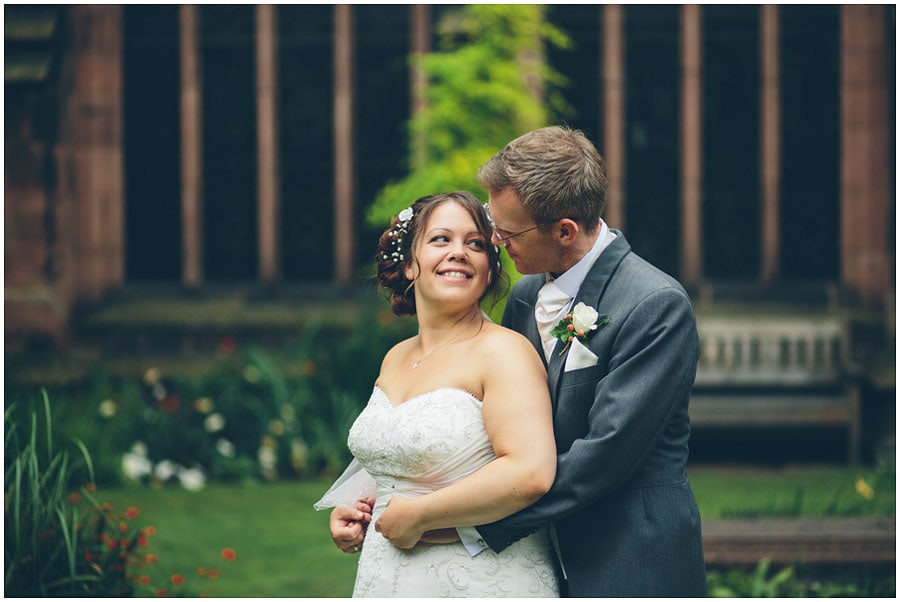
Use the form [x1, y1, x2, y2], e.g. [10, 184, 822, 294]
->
[5, 5, 895, 460]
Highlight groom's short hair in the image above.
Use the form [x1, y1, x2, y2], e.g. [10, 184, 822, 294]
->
[477, 126, 607, 233]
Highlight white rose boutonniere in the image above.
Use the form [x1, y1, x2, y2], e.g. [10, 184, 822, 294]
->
[550, 302, 611, 355]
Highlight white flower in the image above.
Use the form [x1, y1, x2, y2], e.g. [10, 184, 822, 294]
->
[152, 382, 167, 401]
[258, 445, 278, 480]
[398, 207, 414, 222]
[280, 403, 296, 422]
[177, 466, 206, 492]
[243, 365, 260, 383]
[154, 459, 178, 481]
[571, 302, 600, 334]
[194, 397, 214, 413]
[98, 399, 118, 418]
[122, 452, 152, 481]
[131, 441, 149, 457]
[290, 438, 309, 471]
[204, 412, 226, 433]
[216, 438, 236, 458]
[143, 367, 161, 386]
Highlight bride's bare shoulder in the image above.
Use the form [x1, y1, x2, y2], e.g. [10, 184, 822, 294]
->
[479, 320, 539, 359]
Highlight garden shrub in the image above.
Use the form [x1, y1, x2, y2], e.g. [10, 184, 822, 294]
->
[7, 304, 417, 489]
[706, 558, 896, 598]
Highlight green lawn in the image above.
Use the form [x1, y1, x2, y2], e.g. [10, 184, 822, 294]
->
[100, 465, 894, 597]
[689, 464, 895, 518]
[103, 480, 359, 597]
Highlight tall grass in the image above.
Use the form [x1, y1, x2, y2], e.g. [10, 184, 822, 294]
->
[4, 390, 103, 595]
[5, 391, 237, 597]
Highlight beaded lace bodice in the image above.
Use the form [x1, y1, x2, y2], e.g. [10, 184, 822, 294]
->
[346, 386, 559, 598]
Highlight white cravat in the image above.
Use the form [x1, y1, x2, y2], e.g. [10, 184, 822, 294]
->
[535, 280, 573, 360]
[534, 220, 615, 361]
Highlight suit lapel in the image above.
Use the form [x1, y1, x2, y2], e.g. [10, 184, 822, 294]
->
[514, 295, 544, 365]
[509, 276, 546, 365]
[546, 231, 631, 399]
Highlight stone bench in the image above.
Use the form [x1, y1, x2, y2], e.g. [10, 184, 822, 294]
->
[690, 316, 861, 463]
[703, 518, 895, 565]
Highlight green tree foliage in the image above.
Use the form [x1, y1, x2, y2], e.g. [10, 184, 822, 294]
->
[366, 4, 570, 227]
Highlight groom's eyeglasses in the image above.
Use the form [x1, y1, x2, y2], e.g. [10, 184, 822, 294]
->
[483, 203, 576, 244]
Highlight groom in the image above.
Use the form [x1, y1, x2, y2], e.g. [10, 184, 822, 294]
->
[332, 126, 706, 597]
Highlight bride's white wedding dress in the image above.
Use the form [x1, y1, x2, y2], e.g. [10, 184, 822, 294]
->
[347, 386, 560, 598]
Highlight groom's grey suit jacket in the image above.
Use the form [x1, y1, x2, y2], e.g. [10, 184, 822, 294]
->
[477, 231, 707, 597]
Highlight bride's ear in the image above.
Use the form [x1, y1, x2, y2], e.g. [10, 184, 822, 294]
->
[404, 259, 417, 282]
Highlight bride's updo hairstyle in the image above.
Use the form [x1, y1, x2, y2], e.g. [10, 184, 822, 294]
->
[376, 191, 505, 316]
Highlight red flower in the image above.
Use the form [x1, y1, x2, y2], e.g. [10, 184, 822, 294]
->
[103, 502, 113, 511]
[125, 506, 140, 519]
[221, 548, 236, 561]
[86, 482, 98, 492]
[219, 336, 237, 354]
[146, 554, 159, 564]
[160, 395, 181, 413]
[69, 492, 82, 505]
[170, 574, 185, 586]
[155, 588, 166, 597]
[139, 575, 151, 585]
[120, 522, 129, 533]
[144, 526, 157, 536]
[137, 534, 149, 547]
[207, 569, 219, 579]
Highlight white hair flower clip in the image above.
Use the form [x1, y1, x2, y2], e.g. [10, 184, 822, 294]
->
[382, 206, 414, 265]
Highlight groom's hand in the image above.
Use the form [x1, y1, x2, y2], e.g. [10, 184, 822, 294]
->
[420, 528, 461, 544]
[330, 497, 375, 554]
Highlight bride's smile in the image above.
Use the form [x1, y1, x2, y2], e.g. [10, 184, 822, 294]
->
[437, 268, 473, 281]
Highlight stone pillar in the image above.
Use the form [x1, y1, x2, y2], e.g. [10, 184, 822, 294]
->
[760, 5, 781, 285]
[334, 5, 355, 290]
[257, 5, 280, 286]
[602, 5, 625, 231]
[680, 5, 702, 288]
[840, 5, 892, 307]
[68, 5, 124, 298]
[180, 5, 203, 288]
[410, 4, 430, 170]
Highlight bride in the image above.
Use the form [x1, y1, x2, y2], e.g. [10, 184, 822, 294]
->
[317, 191, 560, 597]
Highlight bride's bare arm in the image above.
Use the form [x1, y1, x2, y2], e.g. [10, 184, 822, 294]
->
[374, 330, 556, 549]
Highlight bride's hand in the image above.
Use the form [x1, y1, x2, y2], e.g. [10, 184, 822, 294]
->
[329, 496, 375, 554]
[374, 496, 424, 549]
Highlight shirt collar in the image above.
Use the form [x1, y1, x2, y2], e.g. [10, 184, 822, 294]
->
[546, 219, 614, 299]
